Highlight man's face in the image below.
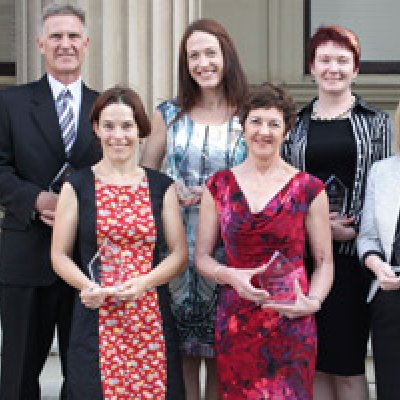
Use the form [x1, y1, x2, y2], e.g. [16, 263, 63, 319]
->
[37, 14, 88, 83]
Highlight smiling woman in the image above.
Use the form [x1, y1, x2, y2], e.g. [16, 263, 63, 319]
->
[195, 82, 333, 399]
[142, 19, 247, 400]
[186, 30, 224, 90]
[283, 25, 392, 400]
[90, 89, 149, 167]
[243, 107, 285, 162]
[140, 18, 248, 400]
[51, 86, 187, 398]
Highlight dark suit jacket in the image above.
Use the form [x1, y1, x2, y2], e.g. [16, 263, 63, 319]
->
[0, 75, 101, 286]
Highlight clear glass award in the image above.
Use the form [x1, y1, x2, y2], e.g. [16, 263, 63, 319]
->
[254, 251, 297, 305]
[87, 238, 123, 293]
[48, 162, 74, 193]
[324, 175, 348, 215]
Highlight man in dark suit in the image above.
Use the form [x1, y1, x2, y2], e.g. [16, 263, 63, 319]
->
[0, 3, 101, 399]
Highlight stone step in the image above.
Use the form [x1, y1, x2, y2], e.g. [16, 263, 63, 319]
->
[39, 353, 376, 399]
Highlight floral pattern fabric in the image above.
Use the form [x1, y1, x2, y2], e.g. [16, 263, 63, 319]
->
[207, 170, 324, 399]
[96, 177, 166, 399]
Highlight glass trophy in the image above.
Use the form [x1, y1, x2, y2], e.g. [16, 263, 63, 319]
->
[253, 251, 297, 305]
[48, 162, 74, 193]
[86, 238, 123, 293]
[324, 175, 348, 215]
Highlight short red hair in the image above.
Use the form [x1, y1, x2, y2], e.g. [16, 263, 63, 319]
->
[309, 25, 360, 70]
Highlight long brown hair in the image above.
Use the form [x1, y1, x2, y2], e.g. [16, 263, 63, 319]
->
[176, 18, 248, 115]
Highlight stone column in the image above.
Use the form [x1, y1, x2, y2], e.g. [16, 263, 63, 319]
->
[16, 0, 202, 113]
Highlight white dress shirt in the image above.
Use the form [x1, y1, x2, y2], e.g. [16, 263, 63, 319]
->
[47, 73, 82, 129]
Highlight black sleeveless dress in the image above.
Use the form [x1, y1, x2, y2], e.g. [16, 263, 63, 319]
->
[65, 167, 185, 399]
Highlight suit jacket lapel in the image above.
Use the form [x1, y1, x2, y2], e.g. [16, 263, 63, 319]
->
[31, 76, 66, 161]
[69, 84, 96, 163]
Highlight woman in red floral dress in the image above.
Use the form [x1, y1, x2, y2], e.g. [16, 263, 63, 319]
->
[51, 87, 187, 399]
[196, 83, 334, 399]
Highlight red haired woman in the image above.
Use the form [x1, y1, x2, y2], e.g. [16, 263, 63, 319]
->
[284, 25, 392, 399]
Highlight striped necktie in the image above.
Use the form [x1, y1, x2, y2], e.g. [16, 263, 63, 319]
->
[56, 88, 76, 155]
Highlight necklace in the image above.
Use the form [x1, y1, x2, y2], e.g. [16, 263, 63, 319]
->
[311, 96, 356, 121]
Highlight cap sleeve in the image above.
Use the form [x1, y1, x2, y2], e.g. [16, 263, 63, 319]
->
[206, 170, 225, 200]
[305, 173, 325, 206]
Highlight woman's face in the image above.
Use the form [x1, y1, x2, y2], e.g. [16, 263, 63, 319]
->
[93, 103, 139, 163]
[311, 40, 358, 95]
[186, 30, 224, 90]
[244, 107, 286, 161]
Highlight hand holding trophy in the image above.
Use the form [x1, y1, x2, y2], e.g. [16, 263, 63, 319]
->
[82, 238, 124, 308]
[324, 175, 348, 215]
[253, 251, 297, 305]
[252, 251, 321, 318]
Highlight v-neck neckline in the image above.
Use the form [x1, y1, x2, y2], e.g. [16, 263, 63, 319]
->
[229, 169, 300, 215]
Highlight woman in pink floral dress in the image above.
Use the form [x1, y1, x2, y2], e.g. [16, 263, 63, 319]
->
[196, 83, 334, 399]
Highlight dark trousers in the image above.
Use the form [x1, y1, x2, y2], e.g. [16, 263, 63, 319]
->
[0, 279, 73, 400]
[371, 289, 400, 400]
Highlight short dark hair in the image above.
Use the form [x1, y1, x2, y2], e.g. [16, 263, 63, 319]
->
[239, 83, 297, 134]
[176, 18, 248, 114]
[309, 25, 360, 70]
[90, 86, 151, 138]
[41, 3, 86, 28]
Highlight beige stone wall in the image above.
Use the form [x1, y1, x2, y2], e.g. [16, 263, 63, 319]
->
[202, 0, 400, 115]
[15, 0, 400, 114]
[15, 0, 201, 112]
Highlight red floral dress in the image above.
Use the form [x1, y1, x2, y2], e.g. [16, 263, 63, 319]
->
[96, 177, 167, 399]
[207, 170, 324, 400]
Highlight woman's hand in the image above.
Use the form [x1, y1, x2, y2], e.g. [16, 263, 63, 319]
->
[221, 265, 270, 304]
[116, 276, 149, 301]
[375, 262, 400, 291]
[263, 280, 321, 319]
[80, 283, 113, 309]
[330, 212, 356, 241]
[176, 181, 203, 207]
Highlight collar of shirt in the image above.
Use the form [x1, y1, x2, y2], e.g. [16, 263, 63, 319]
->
[47, 73, 82, 125]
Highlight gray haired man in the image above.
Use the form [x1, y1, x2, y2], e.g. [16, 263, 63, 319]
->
[0, 3, 100, 398]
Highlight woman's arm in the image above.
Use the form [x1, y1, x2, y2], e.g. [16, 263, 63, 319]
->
[357, 164, 385, 262]
[51, 183, 91, 290]
[358, 164, 400, 290]
[306, 190, 334, 304]
[51, 183, 109, 308]
[140, 110, 167, 169]
[195, 187, 268, 303]
[266, 190, 333, 318]
[118, 183, 188, 299]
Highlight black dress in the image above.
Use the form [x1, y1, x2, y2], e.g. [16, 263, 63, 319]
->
[305, 119, 371, 375]
[65, 167, 185, 399]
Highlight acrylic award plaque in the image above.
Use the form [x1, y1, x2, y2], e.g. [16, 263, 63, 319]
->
[255, 251, 297, 305]
[87, 238, 123, 293]
[324, 175, 348, 215]
[48, 162, 75, 193]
